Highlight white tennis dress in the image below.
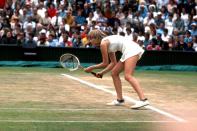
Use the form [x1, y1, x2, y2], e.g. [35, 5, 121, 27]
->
[101, 35, 144, 62]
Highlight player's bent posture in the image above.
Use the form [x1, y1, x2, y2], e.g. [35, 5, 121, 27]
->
[84, 29, 149, 109]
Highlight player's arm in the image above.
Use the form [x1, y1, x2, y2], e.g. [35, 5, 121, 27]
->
[97, 52, 117, 76]
[84, 40, 109, 72]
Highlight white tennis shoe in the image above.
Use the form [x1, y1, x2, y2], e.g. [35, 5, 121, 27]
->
[106, 99, 125, 106]
[131, 99, 149, 109]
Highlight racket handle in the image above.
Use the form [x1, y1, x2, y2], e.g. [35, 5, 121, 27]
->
[91, 72, 103, 78]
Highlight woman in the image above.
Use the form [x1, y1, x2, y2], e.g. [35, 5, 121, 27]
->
[84, 29, 149, 109]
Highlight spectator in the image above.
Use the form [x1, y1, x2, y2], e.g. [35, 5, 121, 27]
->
[31, 7, 41, 24]
[23, 32, 37, 48]
[181, 8, 189, 28]
[143, 12, 154, 26]
[184, 30, 192, 43]
[146, 38, 161, 51]
[165, 13, 174, 35]
[138, 3, 148, 19]
[185, 39, 195, 51]
[59, 32, 72, 47]
[190, 23, 197, 36]
[173, 13, 185, 34]
[51, 11, 63, 30]
[72, 35, 82, 48]
[143, 32, 151, 48]
[86, 12, 95, 26]
[37, 29, 49, 46]
[157, 0, 169, 9]
[156, 33, 167, 50]
[82, 3, 92, 18]
[16, 32, 25, 46]
[162, 28, 170, 43]
[154, 12, 165, 28]
[96, 11, 107, 30]
[0, 0, 196, 51]
[0, 30, 16, 45]
[168, 35, 176, 50]
[47, 3, 57, 18]
[192, 36, 197, 51]
[167, 0, 177, 14]
[37, 2, 46, 18]
[58, 3, 67, 18]
[47, 32, 58, 47]
[65, 10, 75, 27]
[39, 11, 51, 29]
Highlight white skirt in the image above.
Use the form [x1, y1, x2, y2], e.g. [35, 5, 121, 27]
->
[120, 43, 144, 62]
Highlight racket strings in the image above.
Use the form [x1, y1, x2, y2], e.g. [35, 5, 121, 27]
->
[60, 54, 79, 71]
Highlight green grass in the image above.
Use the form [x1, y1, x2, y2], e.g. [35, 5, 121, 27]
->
[0, 67, 196, 130]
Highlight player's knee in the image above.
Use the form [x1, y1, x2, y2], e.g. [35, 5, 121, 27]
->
[111, 70, 118, 77]
[124, 74, 132, 81]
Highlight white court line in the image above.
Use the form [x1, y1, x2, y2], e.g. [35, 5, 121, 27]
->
[0, 120, 177, 123]
[61, 74, 187, 123]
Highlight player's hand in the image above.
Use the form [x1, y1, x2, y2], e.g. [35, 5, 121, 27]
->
[84, 67, 93, 73]
[96, 72, 103, 78]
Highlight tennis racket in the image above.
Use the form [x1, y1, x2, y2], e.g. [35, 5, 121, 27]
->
[59, 53, 102, 78]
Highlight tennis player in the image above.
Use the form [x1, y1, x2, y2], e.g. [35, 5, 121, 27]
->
[84, 29, 149, 109]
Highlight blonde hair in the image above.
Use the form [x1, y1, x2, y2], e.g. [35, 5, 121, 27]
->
[88, 29, 107, 44]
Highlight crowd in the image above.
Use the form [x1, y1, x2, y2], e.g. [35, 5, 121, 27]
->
[0, 0, 196, 51]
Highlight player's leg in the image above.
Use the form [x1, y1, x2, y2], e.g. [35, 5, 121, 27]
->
[124, 55, 149, 108]
[107, 61, 124, 105]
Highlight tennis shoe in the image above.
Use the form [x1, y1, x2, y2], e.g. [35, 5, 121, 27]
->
[131, 99, 149, 109]
[106, 99, 125, 106]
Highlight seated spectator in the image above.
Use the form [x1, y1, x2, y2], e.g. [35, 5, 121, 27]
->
[143, 12, 154, 26]
[58, 3, 67, 18]
[47, 32, 58, 47]
[185, 39, 195, 51]
[154, 12, 165, 28]
[168, 35, 176, 51]
[82, 3, 92, 18]
[31, 7, 41, 24]
[39, 11, 51, 29]
[125, 27, 132, 41]
[181, 8, 189, 28]
[138, 3, 148, 19]
[192, 36, 197, 51]
[72, 35, 82, 48]
[16, 32, 25, 46]
[37, 29, 49, 46]
[143, 32, 151, 48]
[65, 10, 75, 27]
[146, 38, 161, 51]
[174, 35, 187, 51]
[173, 13, 185, 34]
[59, 33, 73, 47]
[23, 16, 36, 31]
[190, 23, 197, 36]
[37, 2, 46, 18]
[184, 30, 192, 43]
[23, 33, 37, 48]
[156, 33, 168, 50]
[132, 32, 138, 43]
[51, 11, 63, 30]
[160, 6, 169, 20]
[165, 13, 174, 35]
[75, 9, 86, 27]
[47, 3, 57, 18]
[116, 6, 125, 20]
[156, 22, 165, 36]
[162, 28, 170, 43]
[0, 30, 16, 45]
[96, 11, 108, 30]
